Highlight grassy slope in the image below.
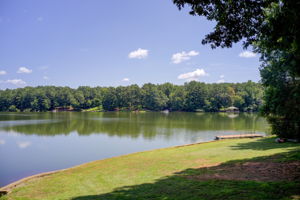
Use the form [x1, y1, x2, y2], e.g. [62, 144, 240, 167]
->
[1, 137, 300, 200]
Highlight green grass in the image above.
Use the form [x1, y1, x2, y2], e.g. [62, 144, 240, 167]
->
[81, 106, 103, 112]
[1, 137, 299, 200]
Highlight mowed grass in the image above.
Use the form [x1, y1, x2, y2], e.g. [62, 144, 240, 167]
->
[1, 137, 300, 200]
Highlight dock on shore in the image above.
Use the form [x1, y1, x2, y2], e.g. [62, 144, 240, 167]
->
[215, 134, 264, 140]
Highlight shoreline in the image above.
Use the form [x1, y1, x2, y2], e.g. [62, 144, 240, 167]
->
[0, 110, 257, 113]
[2, 136, 298, 200]
[0, 139, 221, 194]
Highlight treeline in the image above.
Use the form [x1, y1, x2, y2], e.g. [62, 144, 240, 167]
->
[0, 81, 263, 112]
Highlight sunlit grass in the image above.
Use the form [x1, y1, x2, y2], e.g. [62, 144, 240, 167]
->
[1, 137, 299, 200]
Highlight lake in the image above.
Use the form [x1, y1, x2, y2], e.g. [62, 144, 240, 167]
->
[0, 112, 268, 187]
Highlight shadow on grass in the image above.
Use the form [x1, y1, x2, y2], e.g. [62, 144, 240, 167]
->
[230, 137, 299, 151]
[71, 151, 300, 200]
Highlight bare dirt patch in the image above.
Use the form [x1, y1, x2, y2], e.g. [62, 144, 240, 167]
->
[187, 161, 300, 182]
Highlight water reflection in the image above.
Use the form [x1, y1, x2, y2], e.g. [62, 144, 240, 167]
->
[0, 112, 268, 138]
[0, 112, 268, 187]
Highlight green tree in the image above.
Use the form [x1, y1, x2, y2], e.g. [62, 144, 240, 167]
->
[8, 105, 19, 112]
[169, 86, 186, 111]
[184, 81, 207, 111]
[102, 88, 118, 111]
[233, 96, 245, 110]
[142, 83, 168, 111]
[30, 98, 39, 111]
[258, 1, 300, 139]
[173, 0, 300, 139]
[0, 83, 263, 113]
[126, 84, 142, 110]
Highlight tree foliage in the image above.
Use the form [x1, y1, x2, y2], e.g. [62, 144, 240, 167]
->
[0, 81, 262, 112]
[173, 0, 274, 48]
[258, 1, 300, 139]
[173, 0, 300, 139]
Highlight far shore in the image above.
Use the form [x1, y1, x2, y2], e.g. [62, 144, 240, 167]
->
[0, 109, 257, 113]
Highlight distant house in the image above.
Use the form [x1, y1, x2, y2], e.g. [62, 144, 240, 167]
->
[52, 106, 74, 112]
[225, 106, 239, 112]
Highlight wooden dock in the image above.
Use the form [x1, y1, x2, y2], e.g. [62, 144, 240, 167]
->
[215, 134, 264, 140]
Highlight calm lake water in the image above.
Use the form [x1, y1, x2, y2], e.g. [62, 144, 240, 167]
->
[0, 112, 268, 187]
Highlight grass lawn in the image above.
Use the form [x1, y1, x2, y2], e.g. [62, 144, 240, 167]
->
[1, 137, 299, 200]
[81, 106, 103, 112]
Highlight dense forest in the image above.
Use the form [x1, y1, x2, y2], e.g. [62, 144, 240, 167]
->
[0, 81, 263, 112]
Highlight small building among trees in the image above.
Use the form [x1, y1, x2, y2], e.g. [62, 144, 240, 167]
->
[225, 106, 239, 112]
[52, 106, 74, 112]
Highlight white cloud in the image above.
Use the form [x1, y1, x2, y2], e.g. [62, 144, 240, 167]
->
[220, 75, 225, 79]
[17, 141, 31, 149]
[178, 68, 208, 81]
[128, 48, 148, 59]
[17, 67, 32, 74]
[0, 139, 5, 145]
[239, 51, 256, 58]
[43, 76, 49, 80]
[5, 79, 26, 87]
[0, 70, 7, 75]
[122, 78, 130, 82]
[172, 50, 199, 64]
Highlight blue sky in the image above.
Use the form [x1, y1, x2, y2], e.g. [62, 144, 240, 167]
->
[0, 0, 261, 89]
